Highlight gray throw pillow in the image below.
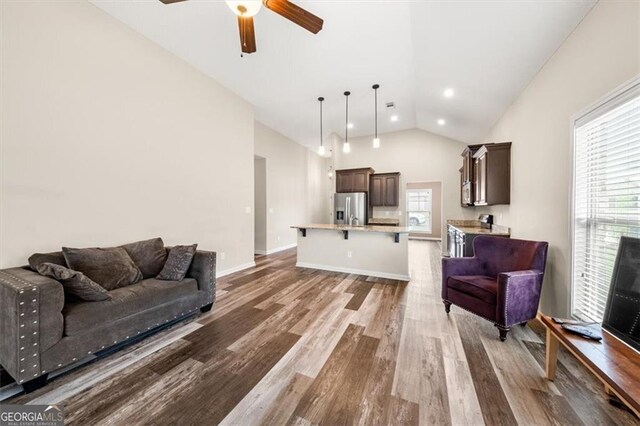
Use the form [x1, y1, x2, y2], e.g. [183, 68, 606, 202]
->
[37, 262, 112, 302]
[120, 237, 167, 279]
[28, 251, 67, 271]
[157, 244, 198, 281]
[63, 246, 143, 291]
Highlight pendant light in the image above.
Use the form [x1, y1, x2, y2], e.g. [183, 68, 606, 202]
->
[318, 97, 325, 156]
[372, 84, 380, 148]
[343, 91, 351, 153]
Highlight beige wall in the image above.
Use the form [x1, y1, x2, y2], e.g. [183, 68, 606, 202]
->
[254, 122, 331, 253]
[480, 0, 640, 316]
[254, 156, 267, 253]
[0, 1, 256, 275]
[334, 129, 469, 247]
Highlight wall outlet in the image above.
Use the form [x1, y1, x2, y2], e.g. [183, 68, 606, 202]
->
[269, 208, 274, 214]
[245, 206, 251, 214]
[347, 251, 352, 258]
[220, 252, 226, 260]
[277, 235, 281, 241]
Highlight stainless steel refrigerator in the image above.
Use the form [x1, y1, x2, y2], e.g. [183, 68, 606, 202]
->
[334, 192, 367, 225]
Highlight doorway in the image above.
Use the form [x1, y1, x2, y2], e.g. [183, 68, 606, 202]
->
[254, 156, 267, 254]
[406, 181, 442, 240]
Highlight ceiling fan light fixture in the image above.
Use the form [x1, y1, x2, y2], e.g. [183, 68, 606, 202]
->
[343, 142, 351, 154]
[226, 0, 262, 17]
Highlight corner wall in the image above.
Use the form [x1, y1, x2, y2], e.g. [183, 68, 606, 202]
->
[480, 0, 640, 316]
[254, 122, 331, 254]
[0, 1, 255, 275]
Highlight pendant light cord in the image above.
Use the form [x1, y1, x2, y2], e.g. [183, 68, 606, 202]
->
[318, 96, 324, 147]
[374, 85, 378, 139]
[344, 91, 350, 142]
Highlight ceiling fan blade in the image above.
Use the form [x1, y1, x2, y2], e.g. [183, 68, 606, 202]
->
[238, 16, 257, 54]
[264, 0, 323, 34]
[158, 0, 189, 4]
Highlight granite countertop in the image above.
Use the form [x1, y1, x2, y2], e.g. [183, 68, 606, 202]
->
[291, 224, 411, 234]
[368, 217, 400, 225]
[447, 220, 511, 236]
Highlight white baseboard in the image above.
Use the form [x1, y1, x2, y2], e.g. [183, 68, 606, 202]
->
[295, 262, 410, 282]
[255, 243, 297, 256]
[216, 261, 256, 278]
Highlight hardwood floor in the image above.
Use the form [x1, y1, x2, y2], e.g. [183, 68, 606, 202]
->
[6, 241, 639, 425]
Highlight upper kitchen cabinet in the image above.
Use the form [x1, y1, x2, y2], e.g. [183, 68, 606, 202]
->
[473, 142, 511, 206]
[370, 172, 400, 206]
[461, 144, 483, 206]
[336, 168, 375, 193]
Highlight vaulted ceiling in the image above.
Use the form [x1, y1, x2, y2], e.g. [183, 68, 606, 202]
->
[92, 0, 595, 148]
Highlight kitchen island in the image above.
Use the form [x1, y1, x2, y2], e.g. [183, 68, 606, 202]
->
[291, 224, 411, 281]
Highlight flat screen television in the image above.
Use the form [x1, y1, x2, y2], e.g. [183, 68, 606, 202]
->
[602, 236, 640, 352]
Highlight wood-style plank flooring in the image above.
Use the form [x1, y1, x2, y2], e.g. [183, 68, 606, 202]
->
[6, 241, 639, 425]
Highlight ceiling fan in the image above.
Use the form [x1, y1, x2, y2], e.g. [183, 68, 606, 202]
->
[158, 0, 324, 55]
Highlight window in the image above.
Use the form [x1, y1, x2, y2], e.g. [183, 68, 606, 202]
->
[406, 189, 432, 233]
[572, 81, 640, 322]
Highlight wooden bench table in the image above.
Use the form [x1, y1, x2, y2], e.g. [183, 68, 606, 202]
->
[541, 314, 639, 417]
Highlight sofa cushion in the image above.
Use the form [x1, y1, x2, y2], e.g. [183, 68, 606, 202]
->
[448, 275, 498, 304]
[62, 278, 198, 336]
[120, 237, 167, 279]
[28, 251, 67, 271]
[62, 247, 143, 291]
[157, 244, 197, 281]
[37, 262, 112, 302]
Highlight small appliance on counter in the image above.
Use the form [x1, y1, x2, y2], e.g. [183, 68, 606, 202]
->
[479, 214, 494, 229]
[334, 192, 367, 226]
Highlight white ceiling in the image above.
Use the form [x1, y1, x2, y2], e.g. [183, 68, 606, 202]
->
[91, 0, 596, 148]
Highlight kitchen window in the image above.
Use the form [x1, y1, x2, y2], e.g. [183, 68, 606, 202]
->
[572, 79, 640, 322]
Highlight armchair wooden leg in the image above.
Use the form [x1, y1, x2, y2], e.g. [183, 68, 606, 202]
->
[497, 326, 510, 342]
[443, 300, 451, 314]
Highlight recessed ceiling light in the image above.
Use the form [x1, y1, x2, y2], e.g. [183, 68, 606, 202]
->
[443, 88, 455, 98]
[347, 123, 354, 129]
[390, 115, 399, 122]
[437, 118, 446, 126]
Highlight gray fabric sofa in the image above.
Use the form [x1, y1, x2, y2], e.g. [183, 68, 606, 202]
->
[0, 248, 215, 391]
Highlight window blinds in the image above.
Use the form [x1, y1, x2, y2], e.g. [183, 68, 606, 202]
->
[572, 82, 640, 322]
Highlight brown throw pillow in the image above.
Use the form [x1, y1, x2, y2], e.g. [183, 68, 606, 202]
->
[37, 262, 112, 302]
[62, 247, 143, 291]
[120, 237, 167, 279]
[157, 244, 198, 281]
[28, 251, 67, 271]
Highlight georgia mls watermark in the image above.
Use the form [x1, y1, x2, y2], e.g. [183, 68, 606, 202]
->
[0, 405, 64, 426]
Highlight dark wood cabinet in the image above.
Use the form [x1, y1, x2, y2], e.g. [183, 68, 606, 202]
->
[461, 144, 482, 206]
[473, 142, 511, 206]
[336, 168, 375, 193]
[369, 172, 400, 207]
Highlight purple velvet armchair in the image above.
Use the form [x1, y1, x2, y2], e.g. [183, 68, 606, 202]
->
[442, 235, 549, 341]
